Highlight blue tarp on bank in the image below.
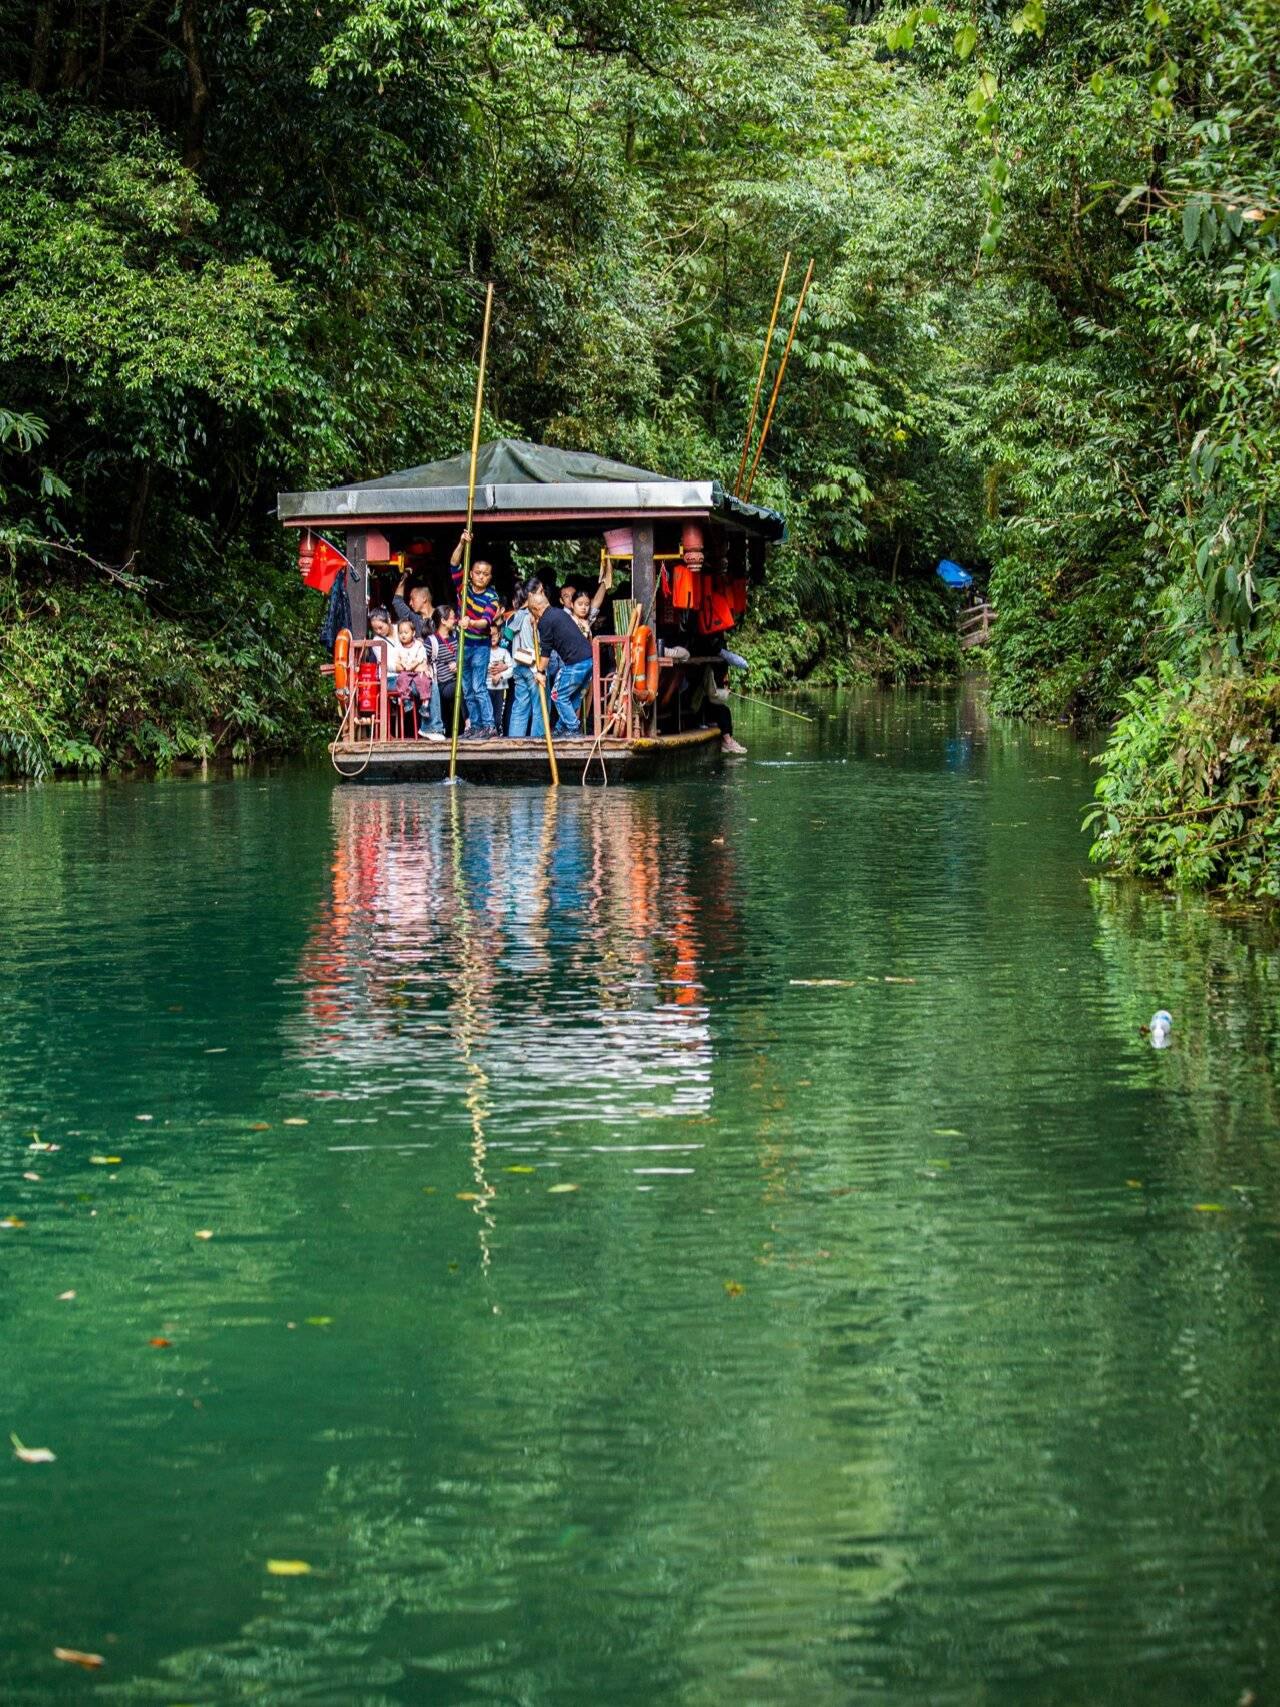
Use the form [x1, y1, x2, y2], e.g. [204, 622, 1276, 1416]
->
[936, 558, 974, 590]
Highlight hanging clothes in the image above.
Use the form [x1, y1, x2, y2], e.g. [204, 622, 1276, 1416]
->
[320, 568, 351, 653]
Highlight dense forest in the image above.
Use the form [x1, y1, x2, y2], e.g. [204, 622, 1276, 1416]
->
[0, 0, 1276, 891]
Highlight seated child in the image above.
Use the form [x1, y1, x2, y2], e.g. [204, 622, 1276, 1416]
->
[388, 618, 433, 730]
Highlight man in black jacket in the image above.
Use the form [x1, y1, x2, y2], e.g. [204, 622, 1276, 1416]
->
[527, 581, 593, 738]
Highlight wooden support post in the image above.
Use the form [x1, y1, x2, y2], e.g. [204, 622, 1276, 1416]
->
[630, 523, 656, 733]
[347, 531, 369, 638]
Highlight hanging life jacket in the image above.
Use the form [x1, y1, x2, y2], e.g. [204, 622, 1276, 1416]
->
[697, 576, 736, 637]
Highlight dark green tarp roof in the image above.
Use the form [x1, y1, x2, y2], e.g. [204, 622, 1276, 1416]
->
[349, 439, 666, 491]
[277, 436, 785, 539]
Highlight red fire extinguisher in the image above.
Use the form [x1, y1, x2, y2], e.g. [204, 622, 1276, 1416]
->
[355, 657, 381, 716]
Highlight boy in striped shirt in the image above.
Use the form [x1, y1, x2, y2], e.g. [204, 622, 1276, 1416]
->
[451, 529, 500, 739]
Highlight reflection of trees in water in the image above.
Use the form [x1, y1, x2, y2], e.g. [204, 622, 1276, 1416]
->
[1089, 879, 1280, 1157]
[293, 788, 730, 1124]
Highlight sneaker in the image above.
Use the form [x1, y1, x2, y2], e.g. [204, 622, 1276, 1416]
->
[478, 725, 499, 740]
[721, 735, 748, 755]
[424, 731, 446, 743]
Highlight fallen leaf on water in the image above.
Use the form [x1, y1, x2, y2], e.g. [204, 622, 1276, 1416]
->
[29, 1140, 59, 1152]
[421, 1187, 436, 1194]
[931, 1129, 962, 1137]
[504, 1165, 536, 1174]
[266, 1559, 312, 1576]
[925, 1159, 952, 1169]
[205, 1047, 227, 1054]
[456, 1191, 481, 1201]
[249, 1123, 271, 1132]
[547, 1183, 580, 1194]
[194, 1230, 214, 1240]
[1126, 1179, 1143, 1189]
[11, 1434, 56, 1464]
[57, 1290, 76, 1301]
[1194, 1203, 1226, 1213]
[53, 1648, 104, 1670]
[89, 1156, 122, 1166]
[884, 976, 917, 985]
[1, 1217, 26, 1229]
[789, 979, 856, 988]
[724, 1281, 745, 1298]
[149, 1337, 171, 1348]
[282, 1117, 308, 1126]
[22, 1172, 40, 1182]
[135, 1114, 154, 1122]
[305, 1317, 332, 1327]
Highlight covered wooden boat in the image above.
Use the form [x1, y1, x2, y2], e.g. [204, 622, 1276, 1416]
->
[278, 439, 785, 784]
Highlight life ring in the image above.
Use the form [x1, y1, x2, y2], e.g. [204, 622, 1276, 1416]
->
[631, 625, 660, 704]
[333, 628, 353, 701]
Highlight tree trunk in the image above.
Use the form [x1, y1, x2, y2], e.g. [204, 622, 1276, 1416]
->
[29, 0, 58, 91]
[180, 0, 209, 171]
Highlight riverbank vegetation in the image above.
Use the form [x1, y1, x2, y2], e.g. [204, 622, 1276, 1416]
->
[0, 1, 1276, 890]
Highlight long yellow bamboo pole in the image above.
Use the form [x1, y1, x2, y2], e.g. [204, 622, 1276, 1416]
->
[734, 251, 790, 497]
[449, 282, 495, 782]
[530, 616, 560, 787]
[743, 258, 814, 506]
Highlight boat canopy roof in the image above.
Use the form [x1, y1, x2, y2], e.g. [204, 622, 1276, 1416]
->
[278, 437, 785, 541]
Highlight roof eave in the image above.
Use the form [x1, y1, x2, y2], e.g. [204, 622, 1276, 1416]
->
[277, 478, 784, 540]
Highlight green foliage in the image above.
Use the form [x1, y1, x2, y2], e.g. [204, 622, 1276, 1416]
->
[1087, 659, 1280, 895]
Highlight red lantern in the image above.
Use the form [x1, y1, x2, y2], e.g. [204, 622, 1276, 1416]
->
[298, 531, 347, 594]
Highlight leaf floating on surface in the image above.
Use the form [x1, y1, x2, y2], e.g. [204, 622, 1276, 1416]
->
[547, 1183, 580, 1194]
[282, 1118, 308, 1126]
[11, 1434, 56, 1463]
[305, 1316, 332, 1327]
[931, 1129, 962, 1137]
[53, 1648, 104, 1670]
[249, 1123, 271, 1132]
[724, 1281, 745, 1298]
[149, 1337, 172, 1347]
[789, 979, 856, 987]
[89, 1156, 122, 1165]
[1193, 1202, 1226, 1213]
[266, 1559, 312, 1576]
[57, 1290, 76, 1301]
[194, 1230, 214, 1240]
[1126, 1179, 1143, 1188]
[456, 1191, 481, 1201]
[504, 1165, 536, 1173]
[1, 1216, 26, 1229]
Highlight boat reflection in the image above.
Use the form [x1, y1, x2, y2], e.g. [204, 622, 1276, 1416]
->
[293, 785, 736, 1127]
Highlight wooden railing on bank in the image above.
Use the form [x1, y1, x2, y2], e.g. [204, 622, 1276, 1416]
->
[958, 602, 996, 650]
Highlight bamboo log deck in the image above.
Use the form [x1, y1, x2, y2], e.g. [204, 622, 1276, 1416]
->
[330, 725, 722, 785]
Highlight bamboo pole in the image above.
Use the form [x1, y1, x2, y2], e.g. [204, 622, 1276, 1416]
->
[530, 615, 560, 787]
[743, 258, 814, 505]
[449, 282, 495, 782]
[734, 251, 790, 497]
[729, 689, 815, 723]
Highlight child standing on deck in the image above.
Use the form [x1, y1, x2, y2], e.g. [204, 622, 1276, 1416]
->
[506, 585, 540, 740]
[451, 530, 501, 740]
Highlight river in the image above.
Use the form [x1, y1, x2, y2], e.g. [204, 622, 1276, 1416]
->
[3, 687, 1280, 1704]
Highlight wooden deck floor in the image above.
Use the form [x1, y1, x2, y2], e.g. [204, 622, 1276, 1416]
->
[330, 725, 723, 784]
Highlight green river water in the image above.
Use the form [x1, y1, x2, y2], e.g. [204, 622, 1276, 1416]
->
[3, 687, 1280, 1705]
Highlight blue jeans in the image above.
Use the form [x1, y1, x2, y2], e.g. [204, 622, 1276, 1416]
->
[460, 636, 495, 732]
[426, 680, 453, 736]
[550, 658, 592, 735]
[507, 664, 538, 738]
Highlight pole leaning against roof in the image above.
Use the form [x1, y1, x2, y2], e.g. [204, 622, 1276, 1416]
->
[734, 251, 790, 498]
[449, 282, 496, 783]
[743, 258, 814, 506]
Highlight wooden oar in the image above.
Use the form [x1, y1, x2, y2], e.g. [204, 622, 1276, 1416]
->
[743, 258, 814, 505]
[734, 252, 790, 498]
[530, 616, 559, 786]
[449, 282, 495, 782]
